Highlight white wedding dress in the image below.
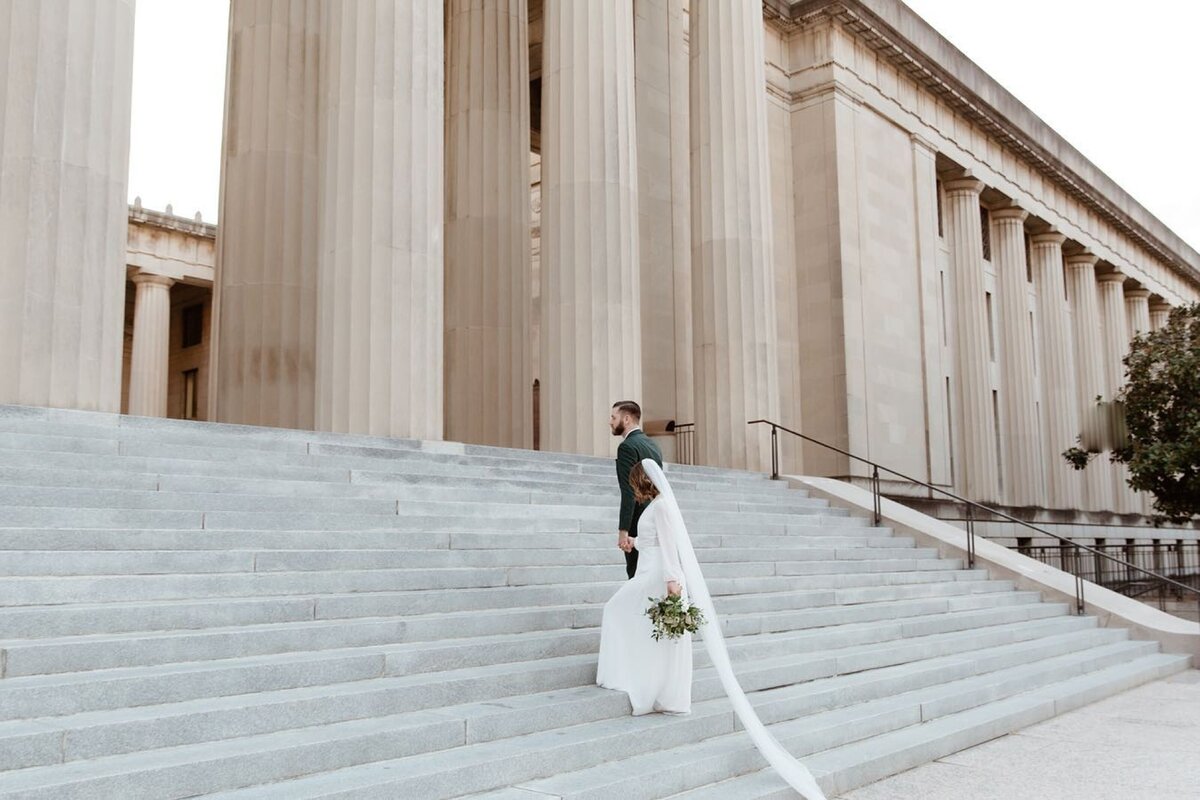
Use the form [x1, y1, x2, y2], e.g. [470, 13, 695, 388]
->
[597, 460, 829, 800]
[596, 496, 693, 715]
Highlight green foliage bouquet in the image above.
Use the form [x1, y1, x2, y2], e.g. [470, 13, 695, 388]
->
[645, 593, 706, 641]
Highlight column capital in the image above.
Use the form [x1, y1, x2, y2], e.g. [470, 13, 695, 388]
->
[1149, 299, 1173, 314]
[1064, 253, 1099, 269]
[131, 272, 176, 289]
[942, 177, 985, 196]
[1123, 288, 1152, 300]
[1096, 270, 1127, 284]
[1030, 231, 1066, 247]
[989, 206, 1028, 223]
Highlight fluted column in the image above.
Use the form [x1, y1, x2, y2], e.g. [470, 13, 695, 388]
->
[127, 274, 175, 417]
[943, 178, 1000, 502]
[1098, 272, 1134, 513]
[1149, 300, 1172, 331]
[445, 0, 532, 448]
[0, 0, 135, 412]
[634, 0, 693, 453]
[1066, 254, 1113, 512]
[213, 0, 321, 430]
[1125, 287, 1152, 515]
[540, 0, 642, 455]
[992, 208, 1042, 506]
[689, 0, 780, 471]
[1030, 233, 1081, 510]
[315, 0, 444, 439]
[1125, 288, 1152, 348]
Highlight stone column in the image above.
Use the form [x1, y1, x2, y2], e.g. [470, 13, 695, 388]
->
[0, 0, 135, 412]
[445, 0, 532, 449]
[634, 0, 693, 454]
[213, 0, 321, 430]
[1125, 288, 1152, 348]
[315, 0, 444, 440]
[540, 0, 642, 456]
[1066, 254, 1113, 512]
[1149, 299, 1172, 331]
[1097, 272, 1134, 513]
[1030, 233, 1081, 510]
[942, 178, 1000, 502]
[127, 274, 175, 418]
[991, 208, 1042, 506]
[1125, 287, 1153, 515]
[689, 0, 780, 471]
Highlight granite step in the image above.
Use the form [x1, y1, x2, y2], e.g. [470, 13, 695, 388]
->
[0, 615, 1118, 774]
[181, 631, 1159, 800]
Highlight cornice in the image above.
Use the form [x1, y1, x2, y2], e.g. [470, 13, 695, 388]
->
[128, 204, 217, 240]
[771, 0, 1200, 287]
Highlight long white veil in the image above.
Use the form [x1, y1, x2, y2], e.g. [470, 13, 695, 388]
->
[642, 459, 827, 800]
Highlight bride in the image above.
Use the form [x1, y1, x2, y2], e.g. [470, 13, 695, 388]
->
[596, 460, 692, 714]
[596, 459, 828, 800]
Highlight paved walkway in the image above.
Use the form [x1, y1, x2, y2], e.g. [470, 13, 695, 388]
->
[837, 670, 1200, 800]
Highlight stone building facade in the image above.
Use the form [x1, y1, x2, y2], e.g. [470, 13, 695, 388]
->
[3, 0, 1199, 527]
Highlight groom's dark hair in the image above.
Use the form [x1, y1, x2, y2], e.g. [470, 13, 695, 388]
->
[612, 400, 641, 420]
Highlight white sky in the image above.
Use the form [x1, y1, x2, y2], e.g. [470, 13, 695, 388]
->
[127, 0, 1200, 251]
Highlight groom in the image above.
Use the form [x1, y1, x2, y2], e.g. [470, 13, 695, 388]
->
[609, 400, 663, 580]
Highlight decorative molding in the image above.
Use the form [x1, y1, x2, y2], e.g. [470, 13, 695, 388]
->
[769, 0, 1200, 287]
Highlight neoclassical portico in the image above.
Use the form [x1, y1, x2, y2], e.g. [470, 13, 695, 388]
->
[3, 0, 1200, 526]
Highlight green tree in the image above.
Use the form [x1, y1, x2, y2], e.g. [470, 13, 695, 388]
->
[1063, 302, 1200, 523]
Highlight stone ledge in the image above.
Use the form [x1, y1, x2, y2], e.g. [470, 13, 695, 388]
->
[787, 475, 1200, 661]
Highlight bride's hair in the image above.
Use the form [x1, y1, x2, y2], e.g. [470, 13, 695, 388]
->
[629, 462, 659, 504]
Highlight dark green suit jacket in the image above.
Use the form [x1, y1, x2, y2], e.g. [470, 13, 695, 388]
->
[616, 429, 664, 537]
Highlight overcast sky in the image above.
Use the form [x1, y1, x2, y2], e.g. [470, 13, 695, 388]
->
[127, 0, 1200, 250]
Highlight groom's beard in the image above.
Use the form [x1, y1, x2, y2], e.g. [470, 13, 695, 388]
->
[612, 422, 626, 437]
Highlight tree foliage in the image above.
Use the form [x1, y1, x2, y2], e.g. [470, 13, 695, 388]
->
[1063, 303, 1200, 522]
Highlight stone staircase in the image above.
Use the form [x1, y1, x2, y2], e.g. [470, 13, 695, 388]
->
[0, 405, 1189, 799]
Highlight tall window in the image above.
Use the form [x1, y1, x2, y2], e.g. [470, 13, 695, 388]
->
[182, 304, 203, 349]
[979, 206, 992, 261]
[183, 369, 198, 420]
[1024, 231, 1033, 282]
[935, 180, 944, 237]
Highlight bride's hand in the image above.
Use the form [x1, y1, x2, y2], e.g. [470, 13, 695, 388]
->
[666, 580, 681, 597]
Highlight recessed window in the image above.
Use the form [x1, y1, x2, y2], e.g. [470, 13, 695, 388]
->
[936, 180, 944, 237]
[980, 207, 991, 261]
[182, 304, 203, 349]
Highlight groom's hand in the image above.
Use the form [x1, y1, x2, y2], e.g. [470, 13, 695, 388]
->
[618, 530, 632, 552]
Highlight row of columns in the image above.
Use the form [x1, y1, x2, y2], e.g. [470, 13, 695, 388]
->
[209, 0, 779, 469]
[943, 178, 1169, 514]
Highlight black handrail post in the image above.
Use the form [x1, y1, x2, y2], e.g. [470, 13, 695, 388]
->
[771, 424, 779, 480]
[1077, 568, 1086, 616]
[871, 464, 881, 526]
[965, 503, 975, 569]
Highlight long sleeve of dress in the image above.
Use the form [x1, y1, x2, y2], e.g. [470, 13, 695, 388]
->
[655, 500, 685, 585]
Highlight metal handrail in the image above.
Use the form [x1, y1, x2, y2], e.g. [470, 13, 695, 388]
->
[749, 418, 1200, 622]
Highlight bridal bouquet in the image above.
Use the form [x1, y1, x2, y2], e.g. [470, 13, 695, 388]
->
[645, 594, 706, 641]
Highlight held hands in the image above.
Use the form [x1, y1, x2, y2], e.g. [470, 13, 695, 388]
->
[618, 531, 635, 553]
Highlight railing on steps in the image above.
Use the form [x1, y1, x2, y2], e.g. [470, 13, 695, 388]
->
[671, 422, 695, 466]
[748, 418, 1200, 625]
[1019, 541, 1200, 612]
